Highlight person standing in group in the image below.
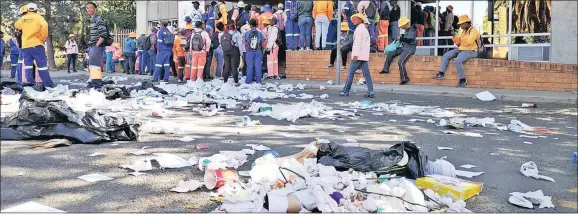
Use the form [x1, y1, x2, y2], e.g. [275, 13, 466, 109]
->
[147, 27, 158, 75]
[340, 13, 374, 98]
[439, 5, 454, 55]
[217, 0, 228, 26]
[284, 0, 300, 51]
[258, 4, 274, 30]
[189, 21, 211, 81]
[202, 25, 214, 80]
[239, 23, 250, 77]
[342, 1, 356, 32]
[213, 22, 225, 78]
[152, 21, 174, 82]
[380, 17, 416, 85]
[0, 31, 4, 72]
[15, 3, 53, 88]
[377, 0, 390, 52]
[8, 32, 21, 78]
[64, 34, 79, 73]
[313, 0, 333, 50]
[105, 43, 115, 73]
[123, 32, 137, 74]
[264, 16, 281, 79]
[191, 1, 204, 25]
[111, 43, 125, 73]
[220, 21, 243, 85]
[14, 5, 27, 85]
[434, 15, 479, 88]
[137, 30, 149, 75]
[297, 0, 313, 50]
[389, 1, 400, 43]
[327, 22, 353, 70]
[173, 29, 187, 82]
[412, 2, 425, 46]
[244, 19, 264, 84]
[237, 2, 250, 29]
[205, 2, 216, 29]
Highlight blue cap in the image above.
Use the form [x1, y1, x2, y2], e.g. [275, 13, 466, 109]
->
[263, 4, 272, 12]
[185, 16, 192, 22]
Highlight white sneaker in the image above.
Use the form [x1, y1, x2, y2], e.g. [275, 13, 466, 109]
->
[306, 48, 312, 51]
[299, 48, 305, 51]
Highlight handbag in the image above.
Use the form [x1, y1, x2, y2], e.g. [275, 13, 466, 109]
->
[384, 40, 400, 54]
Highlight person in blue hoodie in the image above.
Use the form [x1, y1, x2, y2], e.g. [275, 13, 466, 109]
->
[123, 32, 137, 74]
[9, 33, 20, 78]
[152, 21, 173, 82]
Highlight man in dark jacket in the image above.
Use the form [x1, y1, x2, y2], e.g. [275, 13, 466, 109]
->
[123, 32, 137, 74]
[137, 30, 148, 75]
[86, 1, 108, 88]
[389, 1, 401, 43]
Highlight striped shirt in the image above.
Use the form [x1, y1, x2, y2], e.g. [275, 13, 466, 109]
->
[88, 14, 108, 47]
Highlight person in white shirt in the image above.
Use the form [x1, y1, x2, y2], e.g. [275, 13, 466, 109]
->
[191, 1, 205, 24]
[264, 16, 280, 79]
[65, 34, 79, 73]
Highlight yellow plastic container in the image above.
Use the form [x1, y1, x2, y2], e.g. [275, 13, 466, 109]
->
[416, 175, 483, 200]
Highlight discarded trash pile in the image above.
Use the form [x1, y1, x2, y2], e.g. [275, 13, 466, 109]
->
[248, 100, 356, 122]
[166, 141, 487, 212]
[349, 101, 457, 118]
[0, 88, 140, 144]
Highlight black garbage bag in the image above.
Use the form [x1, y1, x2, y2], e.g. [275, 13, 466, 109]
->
[317, 141, 428, 179]
[128, 81, 168, 95]
[0, 90, 140, 144]
[0, 81, 23, 93]
[102, 84, 131, 100]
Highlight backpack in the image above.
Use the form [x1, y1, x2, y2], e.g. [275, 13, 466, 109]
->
[143, 35, 152, 50]
[221, 32, 235, 52]
[275, 12, 285, 30]
[247, 30, 261, 51]
[274, 26, 284, 46]
[179, 36, 188, 50]
[163, 31, 175, 46]
[428, 12, 436, 30]
[216, 5, 222, 19]
[191, 31, 204, 51]
[365, 1, 377, 20]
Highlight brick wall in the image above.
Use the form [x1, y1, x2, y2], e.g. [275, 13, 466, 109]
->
[286, 51, 578, 92]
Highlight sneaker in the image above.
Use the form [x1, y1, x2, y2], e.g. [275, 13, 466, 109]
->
[177, 79, 182, 83]
[339, 91, 349, 96]
[327, 64, 334, 68]
[379, 70, 389, 74]
[305, 48, 312, 51]
[365, 93, 375, 98]
[400, 78, 410, 85]
[234, 83, 241, 86]
[73, 70, 78, 73]
[456, 79, 468, 88]
[434, 72, 445, 80]
[340, 66, 345, 71]
[299, 48, 305, 51]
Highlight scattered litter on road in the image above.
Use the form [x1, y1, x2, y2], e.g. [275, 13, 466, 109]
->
[520, 103, 537, 108]
[441, 130, 459, 135]
[534, 128, 551, 134]
[523, 141, 533, 145]
[246, 144, 270, 151]
[437, 146, 454, 150]
[319, 86, 326, 90]
[508, 190, 554, 209]
[179, 136, 195, 142]
[475, 91, 496, 101]
[372, 113, 383, 116]
[130, 150, 150, 156]
[460, 164, 477, 169]
[489, 153, 500, 156]
[508, 120, 534, 133]
[171, 180, 203, 193]
[129, 172, 147, 176]
[77, 173, 114, 182]
[485, 132, 500, 135]
[30, 139, 72, 149]
[196, 144, 209, 150]
[519, 135, 539, 139]
[337, 129, 346, 133]
[327, 80, 335, 85]
[17, 172, 25, 176]
[463, 132, 483, 138]
[426, 119, 435, 123]
[389, 119, 397, 122]
[320, 94, 329, 99]
[120, 159, 153, 172]
[87, 152, 105, 157]
[520, 161, 555, 182]
[1, 201, 65, 212]
[152, 153, 193, 169]
[455, 170, 484, 178]
[409, 119, 425, 122]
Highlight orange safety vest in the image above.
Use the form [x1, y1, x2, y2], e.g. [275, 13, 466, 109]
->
[258, 12, 274, 30]
[173, 35, 186, 57]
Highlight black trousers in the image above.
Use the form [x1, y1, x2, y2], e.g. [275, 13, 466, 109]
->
[170, 52, 177, 77]
[223, 49, 240, 83]
[67, 54, 78, 72]
[123, 52, 136, 74]
[203, 49, 213, 80]
[177, 56, 185, 81]
[329, 47, 351, 66]
[382, 47, 416, 82]
[241, 52, 247, 76]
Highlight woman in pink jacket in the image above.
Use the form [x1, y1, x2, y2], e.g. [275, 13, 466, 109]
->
[340, 13, 374, 98]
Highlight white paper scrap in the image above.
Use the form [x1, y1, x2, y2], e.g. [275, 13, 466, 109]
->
[442, 130, 459, 135]
[1, 201, 65, 212]
[409, 119, 425, 122]
[86, 152, 105, 157]
[179, 136, 196, 142]
[77, 173, 114, 182]
[523, 141, 533, 145]
[130, 150, 150, 156]
[427, 119, 435, 124]
[520, 135, 539, 139]
[455, 170, 484, 178]
[372, 113, 384, 116]
[490, 152, 500, 156]
[437, 146, 454, 150]
[245, 144, 270, 151]
[475, 91, 496, 101]
[389, 119, 397, 122]
[242, 149, 255, 155]
[459, 164, 478, 169]
[170, 180, 203, 193]
[463, 132, 483, 138]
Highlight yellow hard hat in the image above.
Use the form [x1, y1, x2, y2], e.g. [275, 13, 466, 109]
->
[19, 5, 28, 15]
[457, 15, 472, 25]
[140, 30, 146, 34]
[350, 13, 365, 23]
[340, 22, 349, 31]
[263, 17, 271, 25]
[129, 32, 136, 38]
[398, 17, 410, 27]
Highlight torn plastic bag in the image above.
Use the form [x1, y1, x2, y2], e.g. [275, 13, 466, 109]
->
[317, 141, 428, 179]
[101, 84, 131, 100]
[0, 81, 23, 93]
[0, 90, 140, 144]
[128, 81, 168, 95]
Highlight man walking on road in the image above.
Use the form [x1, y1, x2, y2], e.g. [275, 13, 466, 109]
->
[15, 3, 53, 88]
[340, 13, 374, 98]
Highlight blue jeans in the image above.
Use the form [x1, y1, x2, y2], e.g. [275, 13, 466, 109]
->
[298, 16, 313, 49]
[213, 47, 224, 77]
[138, 50, 149, 74]
[105, 52, 113, 73]
[148, 49, 156, 74]
[390, 21, 399, 41]
[440, 49, 477, 79]
[342, 60, 374, 95]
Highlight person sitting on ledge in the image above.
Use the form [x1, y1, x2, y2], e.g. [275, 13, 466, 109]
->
[433, 14, 480, 88]
[379, 16, 416, 85]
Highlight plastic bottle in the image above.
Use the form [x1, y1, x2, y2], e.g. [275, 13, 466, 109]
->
[241, 115, 251, 126]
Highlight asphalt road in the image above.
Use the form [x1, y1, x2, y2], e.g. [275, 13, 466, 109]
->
[1, 72, 577, 212]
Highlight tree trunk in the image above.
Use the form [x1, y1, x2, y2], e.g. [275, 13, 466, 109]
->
[44, 0, 57, 70]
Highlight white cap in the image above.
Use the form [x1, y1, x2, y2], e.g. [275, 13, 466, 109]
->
[416, 2, 422, 7]
[27, 3, 38, 12]
[278, 3, 284, 9]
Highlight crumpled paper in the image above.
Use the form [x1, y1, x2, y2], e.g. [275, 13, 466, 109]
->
[509, 190, 554, 209]
[520, 161, 555, 182]
[171, 180, 203, 193]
